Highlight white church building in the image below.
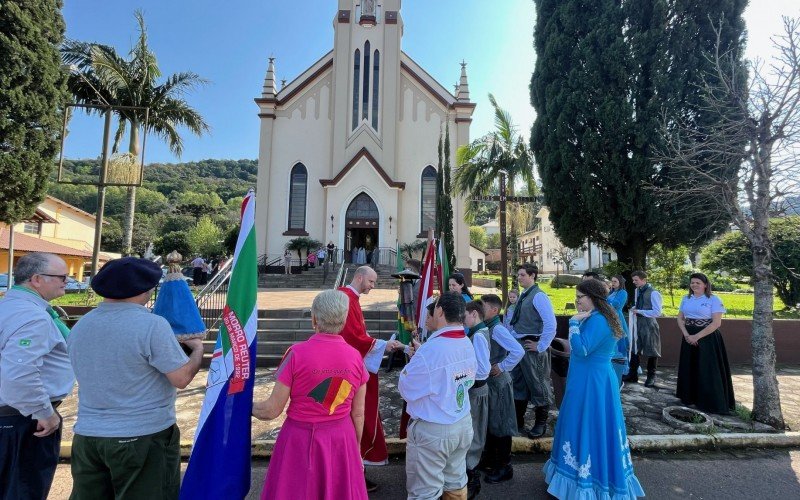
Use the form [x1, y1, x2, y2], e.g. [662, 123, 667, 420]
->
[254, 0, 474, 269]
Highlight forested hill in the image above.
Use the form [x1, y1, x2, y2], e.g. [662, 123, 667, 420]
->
[48, 158, 257, 255]
[54, 158, 257, 205]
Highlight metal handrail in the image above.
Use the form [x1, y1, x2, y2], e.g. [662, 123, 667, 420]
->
[194, 259, 234, 331]
[333, 260, 347, 289]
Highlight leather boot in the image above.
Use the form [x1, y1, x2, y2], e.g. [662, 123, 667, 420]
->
[484, 464, 514, 484]
[622, 354, 640, 383]
[514, 399, 528, 432]
[644, 357, 657, 387]
[466, 468, 481, 499]
[527, 406, 549, 438]
[442, 486, 468, 500]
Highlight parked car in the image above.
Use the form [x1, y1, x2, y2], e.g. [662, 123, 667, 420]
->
[0, 273, 13, 289]
[65, 277, 90, 292]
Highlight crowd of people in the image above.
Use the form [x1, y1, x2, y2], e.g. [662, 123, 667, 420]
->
[0, 251, 738, 499]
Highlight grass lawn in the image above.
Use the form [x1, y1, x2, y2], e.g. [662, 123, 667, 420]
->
[51, 292, 101, 307]
[473, 275, 798, 319]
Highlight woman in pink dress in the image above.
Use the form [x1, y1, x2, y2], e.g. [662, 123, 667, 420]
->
[253, 289, 369, 500]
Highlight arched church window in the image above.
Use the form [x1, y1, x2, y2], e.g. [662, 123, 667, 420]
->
[288, 163, 308, 231]
[371, 49, 380, 130]
[420, 166, 437, 233]
[347, 192, 379, 220]
[362, 41, 371, 122]
[352, 49, 360, 131]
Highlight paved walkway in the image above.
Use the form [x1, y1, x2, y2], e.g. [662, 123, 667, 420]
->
[57, 365, 797, 444]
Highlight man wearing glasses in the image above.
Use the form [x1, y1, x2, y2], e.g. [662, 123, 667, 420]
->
[0, 252, 74, 499]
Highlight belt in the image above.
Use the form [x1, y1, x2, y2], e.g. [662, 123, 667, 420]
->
[471, 379, 488, 389]
[0, 400, 62, 418]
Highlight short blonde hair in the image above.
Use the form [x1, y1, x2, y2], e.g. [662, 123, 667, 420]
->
[311, 289, 350, 333]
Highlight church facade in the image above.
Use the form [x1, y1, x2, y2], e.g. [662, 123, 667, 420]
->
[254, 0, 474, 269]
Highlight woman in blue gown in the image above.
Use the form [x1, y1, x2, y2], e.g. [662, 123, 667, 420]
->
[544, 279, 644, 499]
[608, 275, 631, 387]
[448, 272, 473, 303]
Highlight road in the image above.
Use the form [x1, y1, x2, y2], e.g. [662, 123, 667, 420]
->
[48, 448, 799, 499]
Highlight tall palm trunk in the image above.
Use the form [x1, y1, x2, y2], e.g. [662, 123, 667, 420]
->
[507, 178, 520, 290]
[122, 122, 139, 255]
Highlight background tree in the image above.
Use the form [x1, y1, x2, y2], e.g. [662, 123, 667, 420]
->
[435, 123, 456, 271]
[456, 94, 537, 288]
[0, 1, 69, 224]
[552, 243, 583, 272]
[701, 218, 800, 309]
[62, 10, 209, 255]
[531, 0, 747, 277]
[648, 244, 688, 307]
[187, 215, 223, 257]
[174, 191, 224, 222]
[655, 18, 800, 429]
[469, 226, 488, 249]
[154, 230, 191, 258]
[400, 240, 427, 261]
[486, 233, 501, 249]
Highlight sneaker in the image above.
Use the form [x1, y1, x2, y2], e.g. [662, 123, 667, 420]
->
[644, 374, 656, 387]
[365, 479, 378, 492]
[484, 464, 513, 484]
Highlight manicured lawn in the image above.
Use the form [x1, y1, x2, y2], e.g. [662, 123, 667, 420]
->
[51, 292, 101, 307]
[473, 276, 798, 319]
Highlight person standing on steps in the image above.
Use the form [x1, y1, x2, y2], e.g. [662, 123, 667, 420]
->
[624, 270, 663, 387]
[509, 264, 557, 439]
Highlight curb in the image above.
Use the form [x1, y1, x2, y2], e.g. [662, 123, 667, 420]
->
[57, 432, 800, 460]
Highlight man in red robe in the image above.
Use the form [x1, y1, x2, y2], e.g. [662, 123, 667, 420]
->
[338, 266, 401, 492]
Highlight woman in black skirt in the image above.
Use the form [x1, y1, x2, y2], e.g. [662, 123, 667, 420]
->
[676, 272, 735, 414]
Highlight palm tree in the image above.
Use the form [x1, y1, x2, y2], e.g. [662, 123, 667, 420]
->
[62, 10, 209, 255]
[455, 94, 537, 288]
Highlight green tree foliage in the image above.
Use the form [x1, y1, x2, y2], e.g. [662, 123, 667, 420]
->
[62, 10, 209, 254]
[400, 240, 427, 260]
[469, 226, 488, 249]
[530, 0, 747, 272]
[154, 230, 191, 258]
[648, 244, 688, 307]
[702, 218, 800, 308]
[174, 191, 224, 221]
[486, 233, 501, 249]
[187, 215, 223, 257]
[0, 0, 69, 223]
[442, 123, 456, 272]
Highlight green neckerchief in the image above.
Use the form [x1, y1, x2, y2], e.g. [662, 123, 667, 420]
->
[468, 321, 487, 338]
[485, 315, 501, 329]
[510, 284, 537, 326]
[11, 285, 71, 340]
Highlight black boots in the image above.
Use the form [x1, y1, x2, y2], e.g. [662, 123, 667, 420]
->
[644, 357, 658, 387]
[514, 399, 528, 432]
[623, 354, 640, 383]
[527, 406, 549, 438]
[466, 468, 482, 499]
[484, 464, 513, 484]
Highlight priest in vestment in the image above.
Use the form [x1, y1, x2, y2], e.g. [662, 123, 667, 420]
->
[338, 266, 401, 492]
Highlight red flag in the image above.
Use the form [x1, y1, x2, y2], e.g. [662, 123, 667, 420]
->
[415, 239, 436, 339]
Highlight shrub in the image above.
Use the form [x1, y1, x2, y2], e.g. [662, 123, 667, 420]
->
[551, 274, 582, 288]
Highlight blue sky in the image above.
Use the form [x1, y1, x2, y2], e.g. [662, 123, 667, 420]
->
[62, 0, 798, 164]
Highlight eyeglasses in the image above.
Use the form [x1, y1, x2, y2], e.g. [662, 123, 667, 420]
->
[39, 273, 68, 282]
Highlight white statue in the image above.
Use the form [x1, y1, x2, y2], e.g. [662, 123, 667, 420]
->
[362, 0, 375, 16]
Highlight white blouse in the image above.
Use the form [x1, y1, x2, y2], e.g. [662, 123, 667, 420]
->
[679, 294, 726, 319]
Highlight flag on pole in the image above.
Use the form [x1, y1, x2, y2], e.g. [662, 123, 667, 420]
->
[437, 234, 450, 294]
[415, 239, 436, 340]
[180, 190, 258, 500]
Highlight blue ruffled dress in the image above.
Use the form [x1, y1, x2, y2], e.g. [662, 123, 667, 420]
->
[544, 311, 645, 499]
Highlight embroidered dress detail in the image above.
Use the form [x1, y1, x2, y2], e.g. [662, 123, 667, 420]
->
[684, 318, 712, 327]
[562, 442, 592, 479]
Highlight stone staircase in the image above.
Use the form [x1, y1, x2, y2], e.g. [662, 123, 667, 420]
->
[257, 263, 398, 289]
[202, 308, 399, 367]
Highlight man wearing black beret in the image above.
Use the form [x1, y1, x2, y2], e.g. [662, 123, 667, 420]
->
[67, 257, 205, 499]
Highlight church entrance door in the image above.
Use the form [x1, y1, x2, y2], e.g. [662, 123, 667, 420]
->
[345, 192, 379, 264]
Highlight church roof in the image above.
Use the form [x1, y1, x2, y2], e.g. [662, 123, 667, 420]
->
[319, 147, 405, 190]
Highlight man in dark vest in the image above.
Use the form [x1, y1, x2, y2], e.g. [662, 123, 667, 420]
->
[624, 270, 663, 387]
[508, 264, 557, 439]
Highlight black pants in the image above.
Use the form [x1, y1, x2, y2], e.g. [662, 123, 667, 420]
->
[0, 413, 62, 500]
[482, 433, 512, 468]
